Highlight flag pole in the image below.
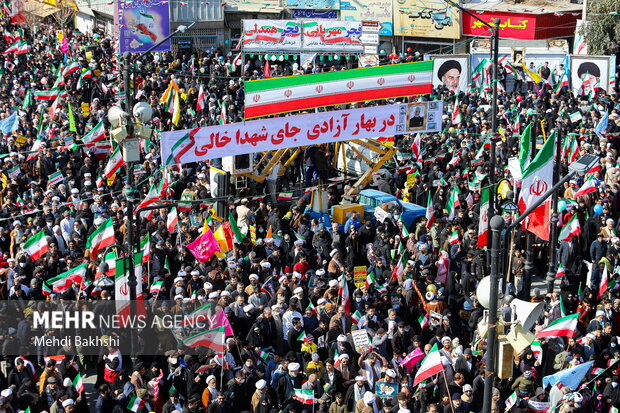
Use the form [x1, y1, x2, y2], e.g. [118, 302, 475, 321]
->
[442, 370, 456, 413]
[219, 338, 226, 390]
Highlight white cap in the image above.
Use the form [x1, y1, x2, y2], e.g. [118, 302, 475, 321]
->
[204, 282, 213, 290]
[317, 298, 327, 305]
[294, 287, 303, 294]
[293, 271, 302, 279]
[191, 270, 200, 276]
[249, 274, 259, 281]
[62, 399, 75, 407]
[425, 291, 435, 301]
[329, 279, 338, 288]
[260, 262, 271, 268]
[220, 291, 231, 297]
[441, 336, 451, 343]
[294, 240, 304, 246]
[256, 379, 267, 390]
[363, 392, 375, 404]
[178, 271, 187, 277]
[206, 375, 216, 384]
[337, 334, 347, 342]
[288, 362, 300, 372]
[208, 292, 219, 299]
[385, 369, 397, 378]
[316, 269, 326, 276]
[63, 377, 72, 387]
[1, 389, 13, 397]
[330, 249, 339, 257]
[355, 375, 366, 382]
[279, 275, 288, 284]
[174, 277, 184, 283]
[243, 304, 254, 312]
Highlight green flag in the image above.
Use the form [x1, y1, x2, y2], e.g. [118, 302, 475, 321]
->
[22, 89, 32, 110]
[67, 102, 77, 132]
[518, 123, 532, 172]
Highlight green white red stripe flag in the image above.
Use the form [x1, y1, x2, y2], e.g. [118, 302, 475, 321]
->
[23, 230, 49, 261]
[477, 187, 490, 248]
[573, 178, 597, 198]
[34, 87, 61, 101]
[536, 313, 579, 338]
[505, 391, 518, 410]
[294, 389, 314, 405]
[149, 280, 164, 294]
[86, 217, 115, 257]
[244, 61, 433, 118]
[103, 146, 125, 178]
[44, 263, 87, 294]
[446, 187, 461, 219]
[413, 343, 444, 386]
[127, 395, 145, 412]
[425, 192, 435, 229]
[559, 214, 581, 241]
[182, 326, 226, 352]
[73, 372, 84, 393]
[518, 130, 556, 241]
[140, 233, 150, 264]
[81, 120, 106, 148]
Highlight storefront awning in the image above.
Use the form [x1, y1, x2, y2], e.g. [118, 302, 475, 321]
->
[25, 0, 59, 18]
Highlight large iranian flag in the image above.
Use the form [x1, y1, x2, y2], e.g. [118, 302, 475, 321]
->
[413, 343, 444, 386]
[536, 313, 579, 338]
[44, 263, 87, 293]
[114, 257, 131, 324]
[477, 187, 490, 248]
[81, 120, 106, 148]
[559, 214, 581, 242]
[86, 217, 115, 257]
[573, 178, 597, 198]
[103, 146, 125, 178]
[244, 61, 433, 118]
[518, 130, 556, 241]
[23, 230, 49, 260]
[294, 389, 314, 405]
[425, 192, 435, 229]
[182, 326, 226, 352]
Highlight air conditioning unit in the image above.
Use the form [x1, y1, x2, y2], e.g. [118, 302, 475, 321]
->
[222, 155, 253, 175]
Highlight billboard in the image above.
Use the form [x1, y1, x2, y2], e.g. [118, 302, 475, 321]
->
[571, 55, 610, 96]
[429, 55, 469, 93]
[284, 0, 340, 10]
[161, 105, 408, 166]
[340, 0, 393, 36]
[291, 9, 338, 19]
[301, 21, 363, 52]
[393, 0, 460, 39]
[242, 20, 302, 51]
[119, 1, 171, 54]
[462, 10, 579, 40]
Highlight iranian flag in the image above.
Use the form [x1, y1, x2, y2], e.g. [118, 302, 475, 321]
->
[446, 187, 461, 220]
[23, 230, 49, 261]
[555, 265, 565, 279]
[137, 183, 161, 219]
[451, 96, 462, 125]
[150, 280, 164, 294]
[297, 330, 308, 342]
[181, 303, 212, 326]
[365, 271, 376, 289]
[34, 87, 60, 101]
[400, 215, 410, 238]
[294, 389, 314, 405]
[182, 326, 226, 352]
[245, 61, 433, 118]
[425, 192, 435, 229]
[449, 231, 459, 244]
[573, 178, 597, 198]
[95, 250, 116, 279]
[228, 212, 245, 243]
[103, 146, 125, 178]
[392, 250, 407, 281]
[411, 134, 422, 161]
[505, 391, 518, 410]
[81, 120, 106, 148]
[278, 191, 294, 200]
[418, 313, 429, 329]
[478, 187, 490, 248]
[86, 217, 115, 257]
[518, 130, 555, 241]
[518, 123, 532, 173]
[559, 214, 581, 241]
[13, 41, 29, 54]
[62, 61, 81, 77]
[530, 340, 543, 363]
[77, 69, 93, 89]
[140, 233, 150, 264]
[167, 207, 178, 233]
[114, 257, 131, 325]
[45, 264, 87, 293]
[413, 343, 444, 386]
[536, 313, 579, 338]
[338, 273, 350, 313]
[73, 373, 84, 393]
[352, 310, 362, 325]
[127, 395, 145, 412]
[196, 83, 205, 111]
[598, 265, 609, 300]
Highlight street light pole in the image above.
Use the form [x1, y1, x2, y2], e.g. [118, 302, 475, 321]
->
[488, 18, 501, 237]
[482, 215, 504, 413]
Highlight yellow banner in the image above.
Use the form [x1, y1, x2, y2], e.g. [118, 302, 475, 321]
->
[393, 0, 460, 39]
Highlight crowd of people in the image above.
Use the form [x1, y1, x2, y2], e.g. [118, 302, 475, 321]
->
[0, 15, 619, 413]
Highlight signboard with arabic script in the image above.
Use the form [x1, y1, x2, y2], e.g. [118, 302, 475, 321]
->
[242, 20, 302, 51]
[292, 9, 338, 19]
[160, 105, 408, 166]
[285, 0, 340, 10]
[341, 0, 393, 36]
[302, 21, 363, 52]
[393, 0, 460, 39]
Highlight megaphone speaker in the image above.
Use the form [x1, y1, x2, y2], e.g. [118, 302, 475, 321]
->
[510, 299, 544, 331]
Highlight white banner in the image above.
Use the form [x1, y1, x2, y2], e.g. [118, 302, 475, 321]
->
[161, 105, 408, 166]
[242, 20, 302, 51]
[302, 20, 363, 52]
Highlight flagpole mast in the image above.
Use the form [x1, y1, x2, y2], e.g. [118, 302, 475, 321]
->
[522, 119, 538, 301]
[545, 126, 564, 293]
[482, 215, 504, 413]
